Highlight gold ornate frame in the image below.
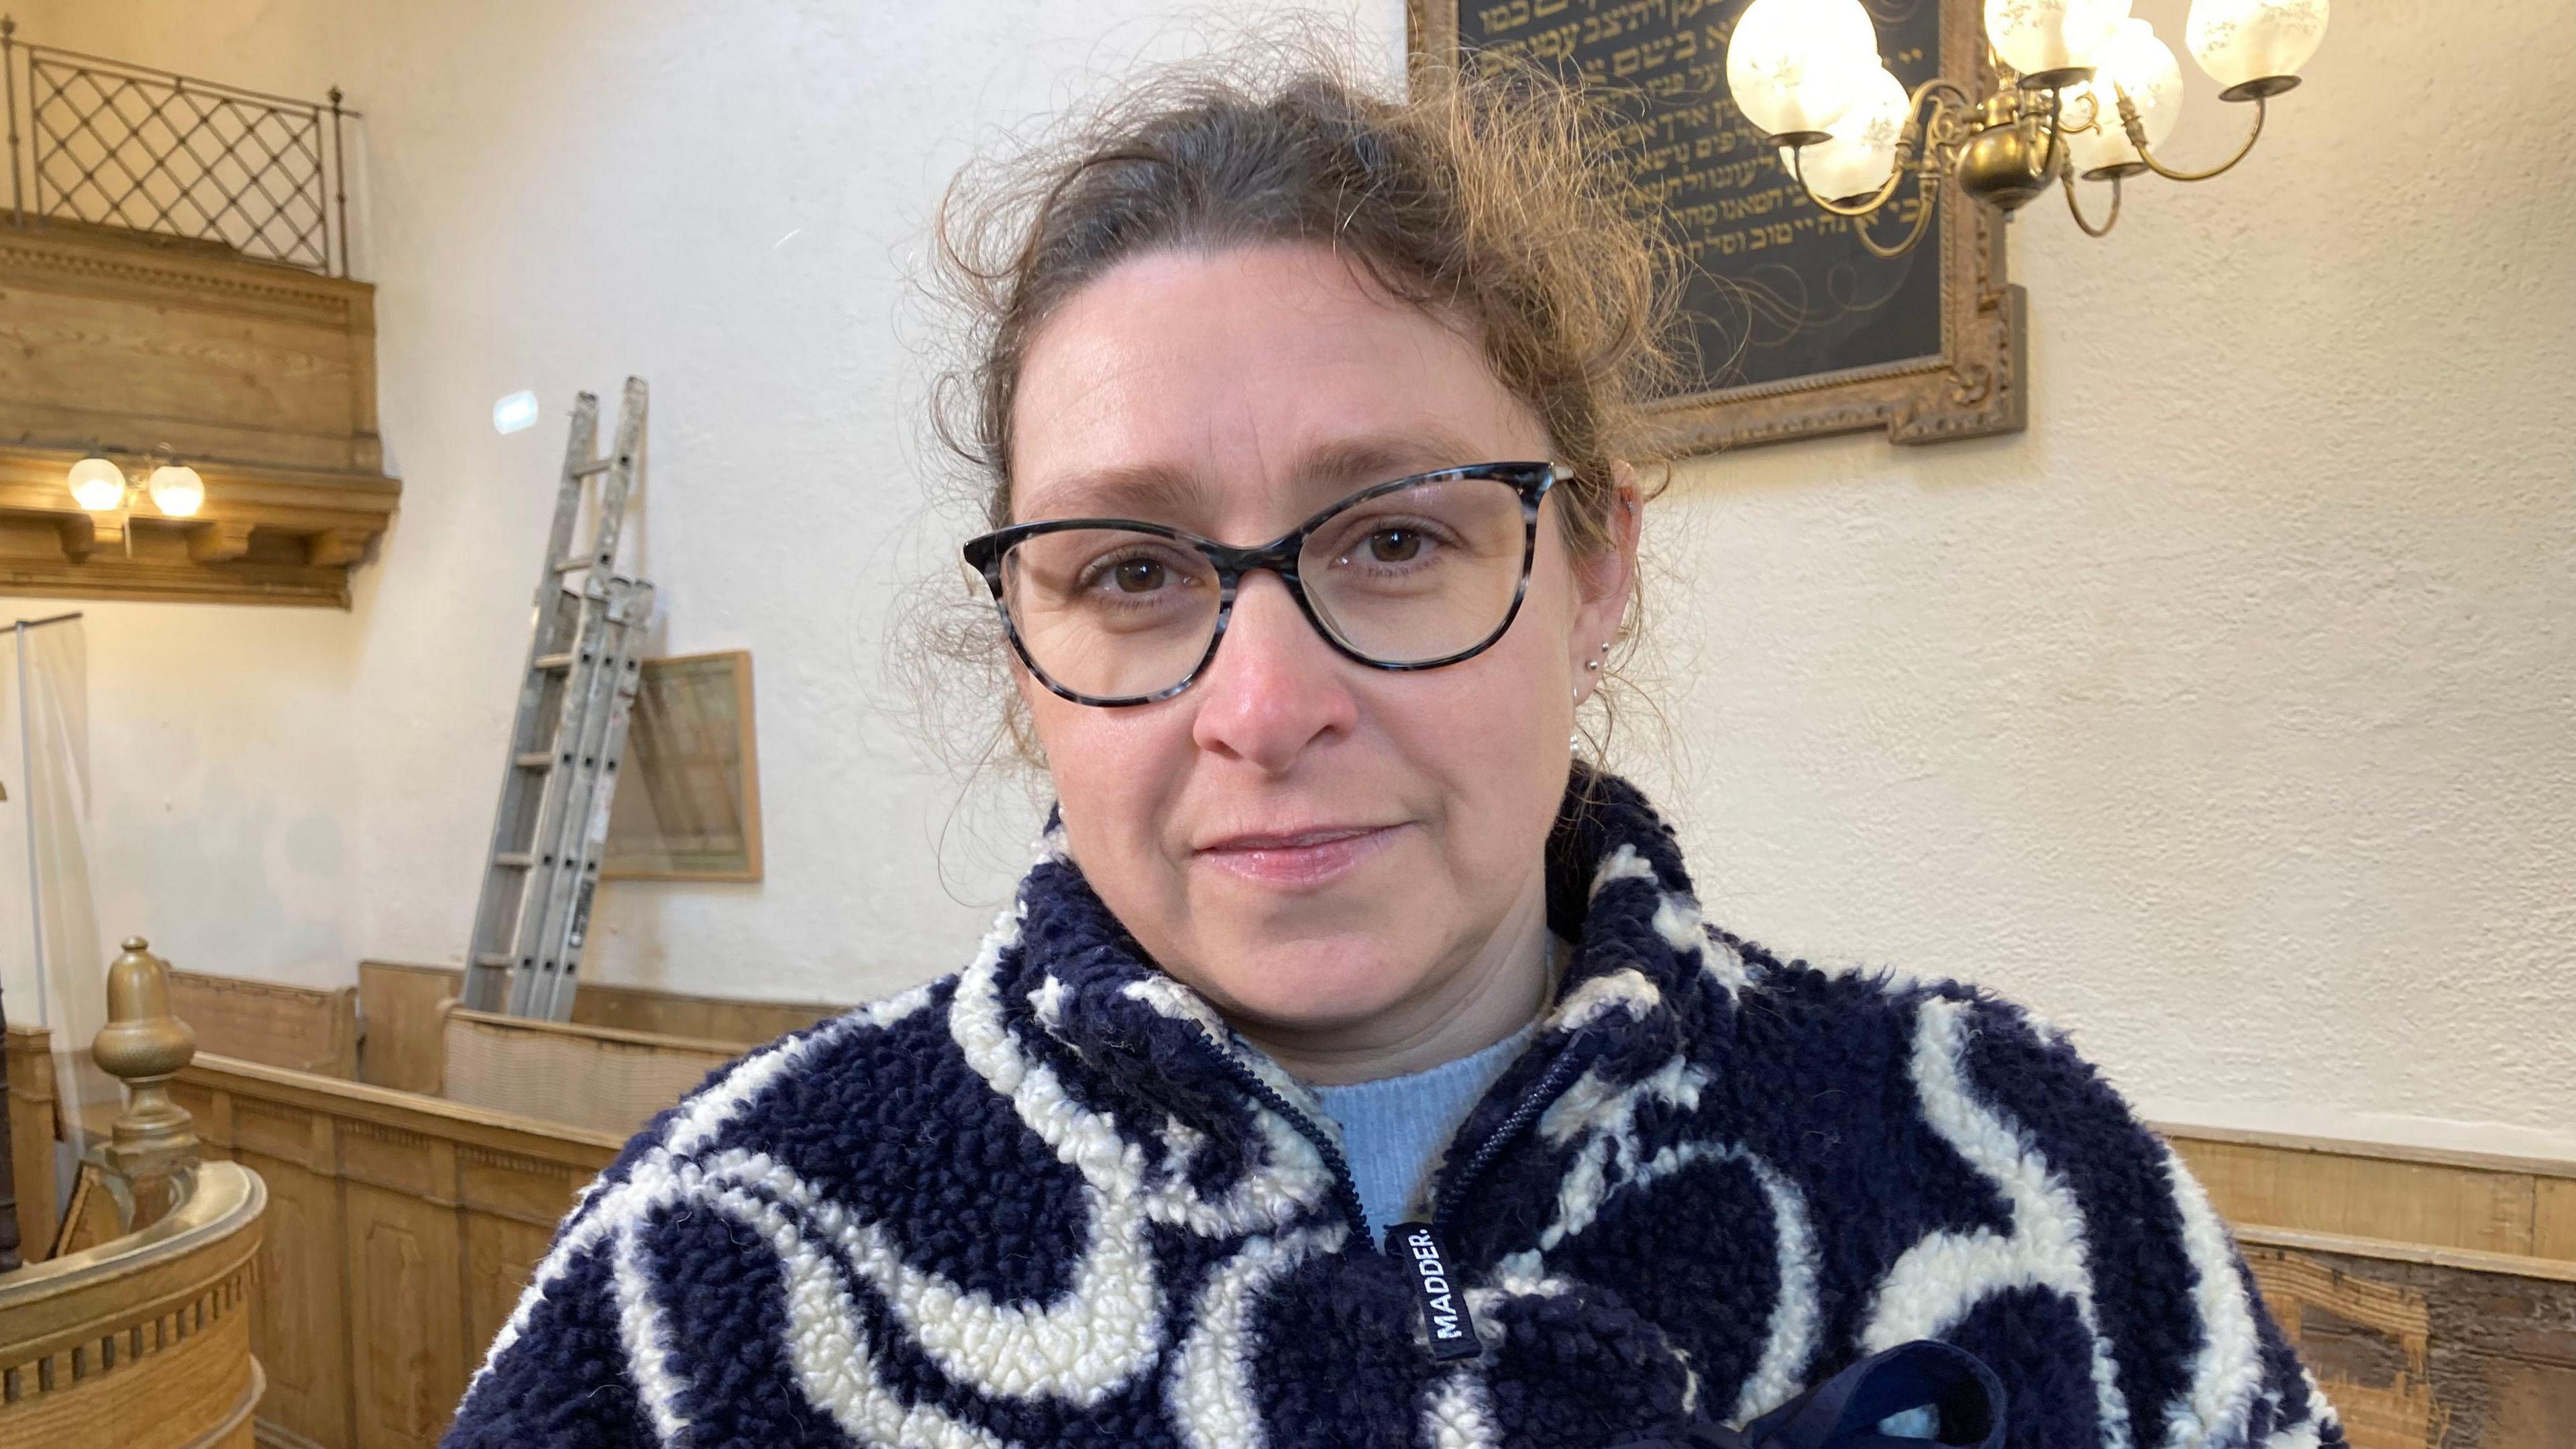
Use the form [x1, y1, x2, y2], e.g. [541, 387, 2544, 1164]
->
[1405, 0, 2027, 453]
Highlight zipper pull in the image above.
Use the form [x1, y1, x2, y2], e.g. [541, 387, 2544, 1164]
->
[1387, 1222, 1481, 1361]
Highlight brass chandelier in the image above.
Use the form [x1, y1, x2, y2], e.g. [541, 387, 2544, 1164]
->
[1724, 0, 2330, 252]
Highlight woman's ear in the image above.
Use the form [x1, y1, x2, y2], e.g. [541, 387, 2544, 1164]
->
[1568, 462, 1642, 692]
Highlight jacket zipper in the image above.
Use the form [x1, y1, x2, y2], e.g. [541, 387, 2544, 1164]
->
[1205, 1032, 1603, 1250]
[1428, 1038, 1598, 1240]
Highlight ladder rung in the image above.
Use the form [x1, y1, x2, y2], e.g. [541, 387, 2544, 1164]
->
[494, 851, 535, 868]
[553, 556, 602, 574]
[533, 652, 574, 671]
[473, 953, 515, 969]
[572, 458, 616, 477]
[515, 751, 555, 769]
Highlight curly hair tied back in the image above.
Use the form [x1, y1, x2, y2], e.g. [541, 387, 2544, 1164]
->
[912, 43, 1684, 772]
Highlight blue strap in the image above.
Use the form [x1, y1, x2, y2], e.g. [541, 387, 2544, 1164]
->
[1606, 1340, 2007, 1449]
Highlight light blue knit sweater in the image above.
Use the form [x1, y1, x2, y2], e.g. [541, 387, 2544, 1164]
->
[1311, 1020, 1542, 1237]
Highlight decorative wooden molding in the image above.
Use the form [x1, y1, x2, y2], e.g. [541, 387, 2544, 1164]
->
[0, 1161, 266, 1448]
[0, 221, 398, 607]
[0, 445, 398, 606]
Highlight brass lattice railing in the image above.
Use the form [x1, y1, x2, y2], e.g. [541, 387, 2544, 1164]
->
[1, 15, 356, 276]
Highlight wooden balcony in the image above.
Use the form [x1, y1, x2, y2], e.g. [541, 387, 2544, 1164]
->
[0, 221, 397, 606]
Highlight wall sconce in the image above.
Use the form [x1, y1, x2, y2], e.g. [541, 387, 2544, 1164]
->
[67, 455, 128, 511]
[1729, 0, 2330, 251]
[64, 447, 207, 518]
[148, 464, 205, 517]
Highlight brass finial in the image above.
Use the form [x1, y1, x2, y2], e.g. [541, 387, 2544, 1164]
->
[92, 936, 199, 1206]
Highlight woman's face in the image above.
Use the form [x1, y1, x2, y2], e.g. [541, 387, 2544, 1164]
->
[1008, 242, 1635, 1054]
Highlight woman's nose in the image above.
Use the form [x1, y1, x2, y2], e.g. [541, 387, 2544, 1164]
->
[1187, 571, 1358, 772]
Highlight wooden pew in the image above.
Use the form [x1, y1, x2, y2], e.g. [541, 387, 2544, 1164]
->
[166, 971, 359, 1079]
[356, 960, 837, 1095]
[170, 1055, 619, 1449]
[436, 1006, 742, 1137]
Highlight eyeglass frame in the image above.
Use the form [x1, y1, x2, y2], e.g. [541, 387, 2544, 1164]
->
[960, 460, 1566, 707]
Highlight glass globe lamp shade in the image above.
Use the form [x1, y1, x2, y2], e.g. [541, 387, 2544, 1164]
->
[148, 464, 206, 517]
[2186, 0, 2327, 95]
[68, 455, 127, 511]
[2064, 19, 2183, 176]
[1984, 0, 2133, 81]
[1727, 0, 1880, 140]
[1782, 64, 1909, 202]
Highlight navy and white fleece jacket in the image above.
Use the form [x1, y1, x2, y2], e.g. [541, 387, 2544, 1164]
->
[444, 767, 2343, 1449]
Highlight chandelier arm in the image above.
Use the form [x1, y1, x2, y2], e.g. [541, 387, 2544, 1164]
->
[1854, 186, 1937, 258]
[2034, 86, 2071, 189]
[2061, 164, 2122, 237]
[2122, 91, 2268, 183]
[1790, 141, 1913, 219]
[1785, 81, 1971, 218]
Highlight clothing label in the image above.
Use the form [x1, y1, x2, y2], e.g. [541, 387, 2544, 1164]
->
[1388, 1222, 1481, 1362]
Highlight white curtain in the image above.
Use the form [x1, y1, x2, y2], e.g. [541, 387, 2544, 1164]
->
[1, 614, 114, 1197]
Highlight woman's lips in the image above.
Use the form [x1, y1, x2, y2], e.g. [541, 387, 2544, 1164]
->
[1193, 824, 1403, 890]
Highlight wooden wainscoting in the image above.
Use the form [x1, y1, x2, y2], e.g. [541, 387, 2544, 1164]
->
[169, 1054, 619, 1449]
[2161, 1124, 2576, 1449]
[355, 959, 839, 1095]
[2162, 1124, 2576, 1265]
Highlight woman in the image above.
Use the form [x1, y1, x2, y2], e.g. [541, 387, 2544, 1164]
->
[445, 56, 2343, 1449]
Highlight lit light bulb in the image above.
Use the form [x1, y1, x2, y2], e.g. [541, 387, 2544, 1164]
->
[1782, 64, 1910, 202]
[2064, 19, 2183, 176]
[1984, 0, 2133, 80]
[68, 455, 126, 511]
[149, 464, 206, 517]
[2186, 0, 2327, 93]
[1727, 0, 1881, 139]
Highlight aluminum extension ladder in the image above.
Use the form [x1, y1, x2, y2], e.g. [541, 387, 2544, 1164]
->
[462, 378, 657, 1020]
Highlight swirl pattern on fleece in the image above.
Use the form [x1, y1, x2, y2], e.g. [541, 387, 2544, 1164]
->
[443, 767, 2343, 1449]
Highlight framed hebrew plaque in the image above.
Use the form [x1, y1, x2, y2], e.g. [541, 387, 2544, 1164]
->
[602, 650, 763, 881]
[1409, 0, 2027, 452]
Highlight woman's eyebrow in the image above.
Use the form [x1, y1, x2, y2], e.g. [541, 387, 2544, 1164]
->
[1018, 427, 1499, 524]
[1293, 429, 1493, 493]
[1017, 463, 1213, 523]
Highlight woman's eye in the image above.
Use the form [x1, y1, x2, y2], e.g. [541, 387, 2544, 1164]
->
[1112, 557, 1168, 592]
[1367, 529, 1423, 563]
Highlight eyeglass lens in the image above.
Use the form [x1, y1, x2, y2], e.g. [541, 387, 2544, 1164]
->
[997, 472, 1530, 701]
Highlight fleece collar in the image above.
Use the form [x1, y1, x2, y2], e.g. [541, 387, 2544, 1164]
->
[990, 765, 1750, 1142]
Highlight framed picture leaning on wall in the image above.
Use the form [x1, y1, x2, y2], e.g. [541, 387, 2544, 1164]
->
[601, 649, 763, 881]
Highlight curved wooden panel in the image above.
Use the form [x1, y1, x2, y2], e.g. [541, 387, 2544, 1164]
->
[0, 1161, 267, 1449]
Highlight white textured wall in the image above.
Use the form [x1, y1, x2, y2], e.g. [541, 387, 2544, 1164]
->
[1632, 0, 2576, 1156]
[10, 1, 2569, 1155]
